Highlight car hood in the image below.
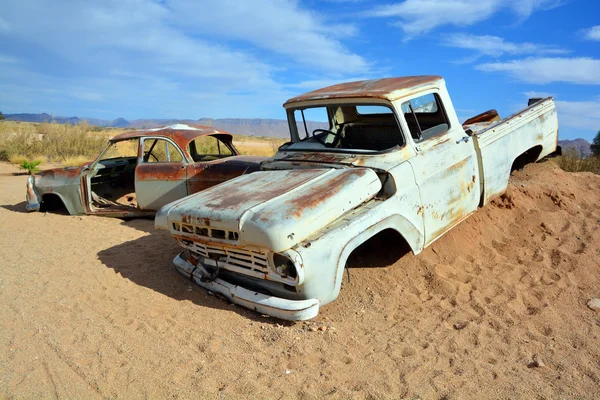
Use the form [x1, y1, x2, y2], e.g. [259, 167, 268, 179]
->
[156, 168, 382, 252]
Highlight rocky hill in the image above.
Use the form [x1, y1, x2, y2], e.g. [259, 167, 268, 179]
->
[558, 138, 592, 156]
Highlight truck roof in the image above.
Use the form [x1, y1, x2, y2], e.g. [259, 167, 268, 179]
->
[284, 76, 443, 106]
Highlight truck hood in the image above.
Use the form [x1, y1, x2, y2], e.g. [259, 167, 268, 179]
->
[156, 168, 382, 252]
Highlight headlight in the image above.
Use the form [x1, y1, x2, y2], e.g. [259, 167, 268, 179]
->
[271, 253, 298, 279]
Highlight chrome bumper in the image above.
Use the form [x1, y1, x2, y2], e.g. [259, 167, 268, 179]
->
[25, 175, 41, 212]
[173, 253, 319, 321]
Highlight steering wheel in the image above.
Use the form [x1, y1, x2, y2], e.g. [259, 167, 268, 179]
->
[311, 129, 342, 147]
[143, 151, 159, 162]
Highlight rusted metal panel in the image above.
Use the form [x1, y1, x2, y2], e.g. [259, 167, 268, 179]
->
[284, 76, 442, 105]
[185, 156, 262, 194]
[462, 109, 501, 126]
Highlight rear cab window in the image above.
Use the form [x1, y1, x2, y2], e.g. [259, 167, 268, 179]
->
[401, 93, 450, 142]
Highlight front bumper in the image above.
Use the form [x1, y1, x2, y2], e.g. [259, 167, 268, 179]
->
[173, 252, 320, 321]
[25, 175, 41, 212]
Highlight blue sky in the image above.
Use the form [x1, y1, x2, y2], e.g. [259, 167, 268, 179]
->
[0, 0, 599, 140]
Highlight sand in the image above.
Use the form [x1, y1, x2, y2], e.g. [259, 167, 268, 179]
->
[0, 160, 599, 399]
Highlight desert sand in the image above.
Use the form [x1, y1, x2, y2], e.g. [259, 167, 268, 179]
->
[0, 160, 599, 399]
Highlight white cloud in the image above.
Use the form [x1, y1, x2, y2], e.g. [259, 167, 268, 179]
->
[443, 34, 567, 58]
[284, 77, 370, 91]
[523, 91, 554, 98]
[1, 1, 277, 91]
[366, 0, 562, 37]
[0, 0, 371, 119]
[582, 25, 600, 41]
[166, 0, 368, 74]
[0, 17, 10, 33]
[476, 57, 600, 85]
[555, 98, 600, 131]
[70, 90, 104, 102]
[0, 54, 20, 64]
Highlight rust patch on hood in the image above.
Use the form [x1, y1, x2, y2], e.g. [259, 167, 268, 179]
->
[284, 169, 369, 219]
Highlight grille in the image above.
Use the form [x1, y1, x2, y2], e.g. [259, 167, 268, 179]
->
[172, 221, 239, 241]
[179, 239, 269, 274]
[176, 239, 297, 286]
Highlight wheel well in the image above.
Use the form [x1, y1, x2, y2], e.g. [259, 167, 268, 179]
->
[346, 228, 412, 268]
[511, 145, 543, 172]
[40, 193, 68, 214]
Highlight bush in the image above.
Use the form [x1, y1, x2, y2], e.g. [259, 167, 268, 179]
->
[19, 159, 42, 175]
[591, 130, 600, 157]
[0, 120, 125, 163]
[556, 149, 600, 174]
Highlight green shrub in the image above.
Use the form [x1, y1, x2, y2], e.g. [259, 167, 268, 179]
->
[19, 159, 42, 175]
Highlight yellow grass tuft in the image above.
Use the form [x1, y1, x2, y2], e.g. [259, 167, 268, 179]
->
[556, 149, 600, 174]
[0, 120, 128, 164]
[234, 139, 284, 157]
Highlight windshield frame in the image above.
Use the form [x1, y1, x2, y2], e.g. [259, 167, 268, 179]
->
[283, 100, 405, 154]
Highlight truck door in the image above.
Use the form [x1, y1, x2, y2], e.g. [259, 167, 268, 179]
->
[135, 137, 188, 210]
[403, 92, 481, 246]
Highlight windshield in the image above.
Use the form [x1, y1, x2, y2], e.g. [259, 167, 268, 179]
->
[283, 103, 404, 153]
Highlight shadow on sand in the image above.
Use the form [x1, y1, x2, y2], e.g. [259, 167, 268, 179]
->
[96, 225, 295, 325]
[97, 222, 411, 322]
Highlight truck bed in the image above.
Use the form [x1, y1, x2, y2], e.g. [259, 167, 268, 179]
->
[464, 98, 558, 205]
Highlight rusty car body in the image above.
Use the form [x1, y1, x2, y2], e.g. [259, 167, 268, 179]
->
[155, 77, 559, 320]
[26, 124, 264, 217]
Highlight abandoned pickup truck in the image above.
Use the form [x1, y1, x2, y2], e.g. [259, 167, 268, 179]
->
[155, 76, 559, 320]
[26, 124, 264, 217]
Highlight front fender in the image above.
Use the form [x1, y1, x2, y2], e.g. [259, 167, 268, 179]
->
[32, 173, 86, 215]
[294, 212, 424, 306]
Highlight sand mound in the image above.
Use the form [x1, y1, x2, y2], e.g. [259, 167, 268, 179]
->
[0, 160, 599, 399]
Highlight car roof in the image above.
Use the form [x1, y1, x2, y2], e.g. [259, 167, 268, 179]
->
[283, 76, 443, 106]
[110, 124, 233, 150]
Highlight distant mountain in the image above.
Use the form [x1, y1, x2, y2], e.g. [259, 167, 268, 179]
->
[3, 113, 592, 146]
[3, 113, 327, 138]
[5, 113, 54, 123]
[559, 139, 591, 156]
[110, 118, 130, 127]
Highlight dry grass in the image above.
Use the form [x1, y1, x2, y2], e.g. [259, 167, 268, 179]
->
[0, 121, 127, 165]
[0, 120, 286, 165]
[556, 149, 600, 174]
[234, 139, 284, 157]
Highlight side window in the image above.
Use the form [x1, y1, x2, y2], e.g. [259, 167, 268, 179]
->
[401, 93, 449, 142]
[143, 138, 183, 163]
[188, 136, 233, 162]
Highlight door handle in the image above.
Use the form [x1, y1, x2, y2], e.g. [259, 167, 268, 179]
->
[456, 136, 470, 144]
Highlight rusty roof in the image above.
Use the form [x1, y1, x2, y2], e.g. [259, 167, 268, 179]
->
[284, 76, 443, 106]
[110, 124, 233, 150]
